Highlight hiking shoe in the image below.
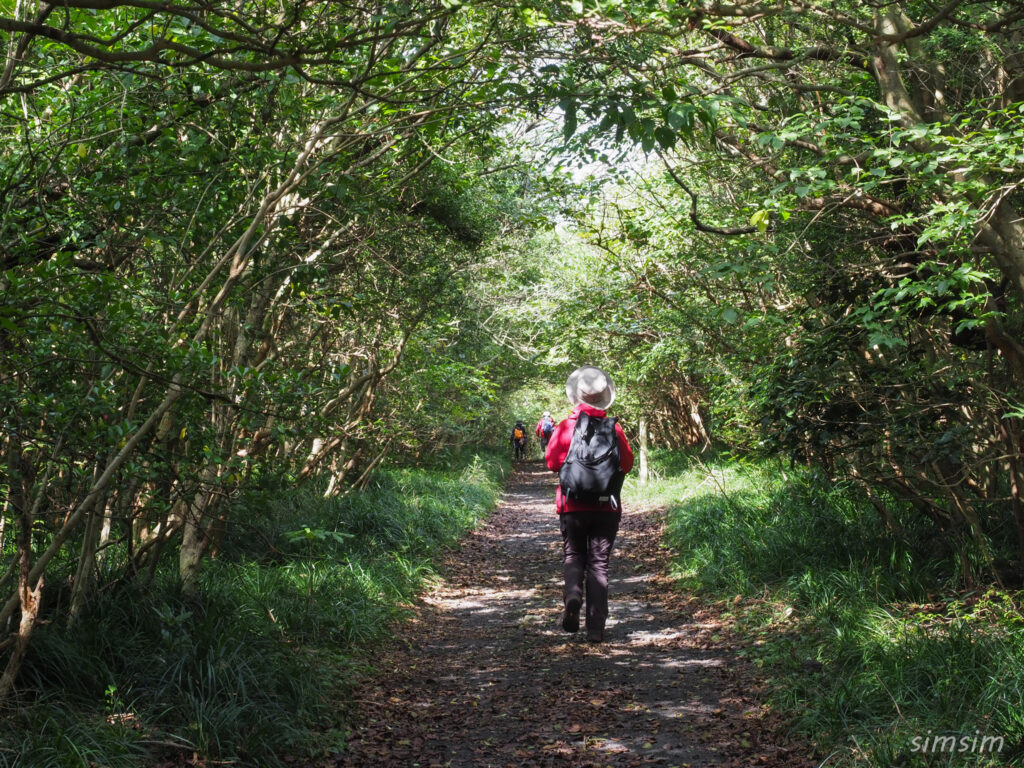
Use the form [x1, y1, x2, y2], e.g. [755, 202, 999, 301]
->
[586, 628, 604, 643]
[561, 597, 581, 633]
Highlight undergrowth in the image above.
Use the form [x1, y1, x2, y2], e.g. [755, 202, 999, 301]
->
[630, 450, 1024, 767]
[2, 453, 506, 768]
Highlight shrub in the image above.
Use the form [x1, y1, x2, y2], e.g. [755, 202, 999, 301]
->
[4, 453, 506, 767]
[643, 450, 1024, 767]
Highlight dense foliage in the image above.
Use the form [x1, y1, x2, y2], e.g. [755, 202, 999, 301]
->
[0, 0, 555, 706]
[3, 0, 1024, 765]
[539, 0, 1024, 584]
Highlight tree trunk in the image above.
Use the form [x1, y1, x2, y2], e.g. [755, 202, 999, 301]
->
[999, 419, 1024, 581]
[0, 374, 185, 631]
[68, 480, 107, 626]
[177, 462, 223, 596]
[0, 437, 43, 704]
[0, 573, 43, 703]
[178, 513, 207, 598]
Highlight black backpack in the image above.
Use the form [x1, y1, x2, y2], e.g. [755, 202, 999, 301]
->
[558, 412, 624, 503]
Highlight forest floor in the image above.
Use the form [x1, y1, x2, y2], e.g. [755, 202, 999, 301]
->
[330, 461, 819, 768]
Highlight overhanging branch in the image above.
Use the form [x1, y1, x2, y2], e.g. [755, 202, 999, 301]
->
[657, 153, 759, 236]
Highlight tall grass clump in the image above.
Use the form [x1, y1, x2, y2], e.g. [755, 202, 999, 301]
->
[640, 449, 1024, 767]
[4, 452, 506, 768]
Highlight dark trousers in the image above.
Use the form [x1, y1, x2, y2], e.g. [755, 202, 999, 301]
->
[559, 509, 621, 631]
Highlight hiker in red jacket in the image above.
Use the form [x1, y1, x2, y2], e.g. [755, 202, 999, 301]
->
[545, 366, 633, 643]
[535, 411, 555, 453]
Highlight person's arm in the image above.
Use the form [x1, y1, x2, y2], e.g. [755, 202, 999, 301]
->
[615, 422, 635, 473]
[545, 421, 572, 472]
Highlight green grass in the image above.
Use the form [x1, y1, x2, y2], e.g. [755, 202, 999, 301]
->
[2, 453, 506, 768]
[632, 450, 1024, 767]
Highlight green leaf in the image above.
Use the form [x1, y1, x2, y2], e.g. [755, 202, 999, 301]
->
[654, 126, 677, 150]
[666, 104, 694, 134]
[749, 209, 770, 233]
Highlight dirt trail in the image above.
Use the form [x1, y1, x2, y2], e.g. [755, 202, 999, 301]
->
[333, 462, 816, 768]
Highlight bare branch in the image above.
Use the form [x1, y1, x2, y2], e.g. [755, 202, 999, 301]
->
[657, 153, 759, 236]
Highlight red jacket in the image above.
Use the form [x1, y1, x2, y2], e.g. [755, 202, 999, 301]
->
[536, 416, 555, 438]
[544, 403, 634, 514]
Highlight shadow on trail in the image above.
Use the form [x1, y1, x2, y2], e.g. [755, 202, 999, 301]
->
[334, 462, 814, 768]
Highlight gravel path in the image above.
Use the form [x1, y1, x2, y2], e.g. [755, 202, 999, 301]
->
[333, 461, 816, 768]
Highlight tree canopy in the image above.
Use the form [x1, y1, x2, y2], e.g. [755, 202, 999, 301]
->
[2, 0, 1024, 726]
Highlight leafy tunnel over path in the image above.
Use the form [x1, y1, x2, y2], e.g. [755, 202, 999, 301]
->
[4, 1, 1024, 753]
[332, 462, 816, 768]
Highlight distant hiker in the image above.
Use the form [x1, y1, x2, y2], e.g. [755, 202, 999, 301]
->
[535, 411, 555, 452]
[545, 366, 634, 644]
[510, 420, 528, 461]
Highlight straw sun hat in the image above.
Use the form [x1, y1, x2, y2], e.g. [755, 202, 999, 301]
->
[565, 365, 615, 410]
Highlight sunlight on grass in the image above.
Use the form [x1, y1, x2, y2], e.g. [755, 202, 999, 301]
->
[639, 449, 1024, 768]
[5, 453, 508, 768]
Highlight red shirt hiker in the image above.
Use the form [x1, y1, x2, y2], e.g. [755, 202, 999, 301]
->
[545, 403, 634, 514]
[544, 366, 634, 644]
